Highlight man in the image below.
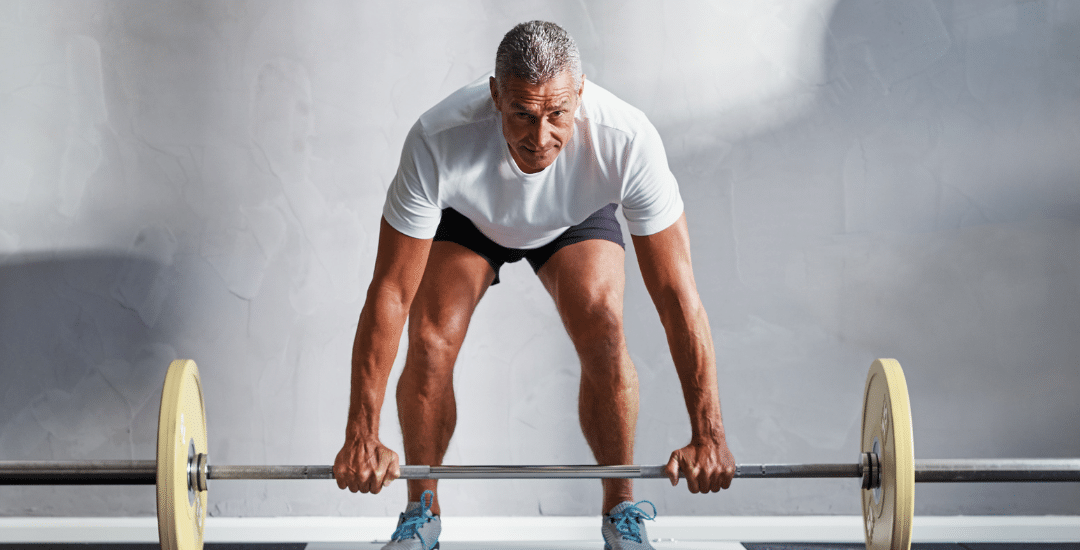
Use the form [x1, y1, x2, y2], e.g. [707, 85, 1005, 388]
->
[334, 21, 736, 550]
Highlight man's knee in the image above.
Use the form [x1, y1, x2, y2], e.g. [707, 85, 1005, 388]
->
[405, 303, 476, 377]
[409, 318, 468, 362]
[563, 286, 627, 365]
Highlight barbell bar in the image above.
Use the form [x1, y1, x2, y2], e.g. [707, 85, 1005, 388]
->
[0, 461, 866, 484]
[5, 458, 1080, 484]
[2, 359, 1078, 550]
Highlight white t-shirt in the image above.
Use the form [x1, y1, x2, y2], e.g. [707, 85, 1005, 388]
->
[383, 74, 683, 250]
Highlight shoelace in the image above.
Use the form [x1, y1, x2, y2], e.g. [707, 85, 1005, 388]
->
[608, 500, 657, 543]
[390, 489, 436, 549]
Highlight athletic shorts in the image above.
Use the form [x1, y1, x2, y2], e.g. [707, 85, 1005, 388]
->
[433, 203, 625, 285]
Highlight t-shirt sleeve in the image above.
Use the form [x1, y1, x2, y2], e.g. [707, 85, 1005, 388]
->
[619, 120, 684, 236]
[382, 119, 443, 239]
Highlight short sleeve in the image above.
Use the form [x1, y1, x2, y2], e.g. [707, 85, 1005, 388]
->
[619, 121, 684, 236]
[383, 119, 443, 239]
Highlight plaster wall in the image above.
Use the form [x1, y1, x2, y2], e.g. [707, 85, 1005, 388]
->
[1, 0, 1078, 517]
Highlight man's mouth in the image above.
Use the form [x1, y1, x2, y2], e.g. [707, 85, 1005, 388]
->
[522, 145, 550, 156]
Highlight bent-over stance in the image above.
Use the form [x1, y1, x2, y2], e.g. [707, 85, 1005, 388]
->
[334, 21, 736, 550]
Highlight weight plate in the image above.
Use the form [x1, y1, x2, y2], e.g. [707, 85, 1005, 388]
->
[156, 359, 208, 550]
[861, 359, 914, 550]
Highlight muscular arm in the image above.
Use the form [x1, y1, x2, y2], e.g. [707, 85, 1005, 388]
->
[336, 217, 431, 492]
[632, 213, 736, 492]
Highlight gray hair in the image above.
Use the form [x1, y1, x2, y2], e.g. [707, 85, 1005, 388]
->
[495, 21, 582, 91]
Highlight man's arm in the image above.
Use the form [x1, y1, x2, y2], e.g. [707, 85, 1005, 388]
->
[334, 217, 432, 494]
[631, 213, 737, 493]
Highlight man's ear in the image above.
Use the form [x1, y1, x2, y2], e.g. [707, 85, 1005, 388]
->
[579, 74, 586, 97]
[489, 76, 499, 109]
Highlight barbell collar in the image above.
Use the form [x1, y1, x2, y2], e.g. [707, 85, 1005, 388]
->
[862, 451, 881, 490]
[190, 453, 208, 492]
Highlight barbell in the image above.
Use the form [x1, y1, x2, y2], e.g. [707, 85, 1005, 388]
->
[1, 358, 1078, 550]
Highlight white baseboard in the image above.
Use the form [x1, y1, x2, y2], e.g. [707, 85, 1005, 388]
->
[1, 516, 1078, 544]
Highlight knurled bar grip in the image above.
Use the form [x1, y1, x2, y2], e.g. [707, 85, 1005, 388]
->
[207, 463, 864, 480]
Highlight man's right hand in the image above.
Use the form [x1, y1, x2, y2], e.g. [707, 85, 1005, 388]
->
[333, 436, 401, 494]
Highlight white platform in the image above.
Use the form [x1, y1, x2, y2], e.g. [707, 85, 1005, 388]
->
[3, 515, 1080, 545]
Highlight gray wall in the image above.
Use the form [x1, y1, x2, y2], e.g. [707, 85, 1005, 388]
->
[1, 0, 1078, 518]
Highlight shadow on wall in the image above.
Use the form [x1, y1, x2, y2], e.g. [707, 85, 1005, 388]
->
[663, 0, 1080, 301]
[0, 253, 182, 462]
[631, 0, 1080, 515]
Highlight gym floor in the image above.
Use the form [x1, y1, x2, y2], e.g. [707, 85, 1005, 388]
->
[1, 543, 1079, 549]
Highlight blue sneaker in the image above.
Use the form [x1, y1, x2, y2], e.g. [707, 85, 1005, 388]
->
[601, 500, 657, 550]
[381, 490, 440, 550]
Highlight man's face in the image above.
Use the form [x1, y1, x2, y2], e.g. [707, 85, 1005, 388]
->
[490, 72, 584, 174]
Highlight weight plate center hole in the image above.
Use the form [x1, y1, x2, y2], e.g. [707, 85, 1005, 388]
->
[872, 437, 882, 505]
[187, 439, 196, 507]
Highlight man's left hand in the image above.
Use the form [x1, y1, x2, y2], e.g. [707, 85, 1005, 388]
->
[664, 438, 737, 493]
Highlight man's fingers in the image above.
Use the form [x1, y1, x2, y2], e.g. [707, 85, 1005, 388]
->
[707, 459, 730, 493]
[333, 462, 347, 490]
[367, 446, 399, 493]
[333, 450, 358, 491]
[664, 453, 681, 486]
[387, 448, 401, 479]
[684, 463, 702, 493]
[668, 444, 740, 493]
[367, 466, 386, 494]
[332, 441, 401, 495]
[353, 469, 369, 493]
[721, 463, 735, 490]
[379, 460, 397, 488]
[386, 459, 401, 487]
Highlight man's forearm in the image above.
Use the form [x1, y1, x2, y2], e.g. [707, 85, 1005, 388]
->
[345, 288, 411, 439]
[658, 298, 726, 443]
[631, 217, 727, 445]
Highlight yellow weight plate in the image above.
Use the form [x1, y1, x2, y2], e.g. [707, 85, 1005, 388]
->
[157, 359, 208, 550]
[861, 359, 914, 550]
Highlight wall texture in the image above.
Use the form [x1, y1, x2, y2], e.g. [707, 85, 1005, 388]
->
[1, 0, 1078, 518]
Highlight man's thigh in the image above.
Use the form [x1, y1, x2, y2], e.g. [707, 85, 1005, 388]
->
[410, 240, 497, 336]
[528, 203, 627, 317]
[433, 207, 523, 285]
[535, 238, 627, 326]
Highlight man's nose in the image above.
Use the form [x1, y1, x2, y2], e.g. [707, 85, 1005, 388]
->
[531, 118, 552, 149]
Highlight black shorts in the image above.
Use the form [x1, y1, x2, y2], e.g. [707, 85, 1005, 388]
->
[433, 204, 625, 285]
